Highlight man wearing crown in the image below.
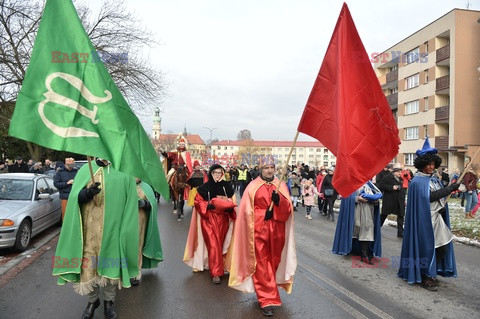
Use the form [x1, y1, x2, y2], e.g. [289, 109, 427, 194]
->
[161, 135, 193, 177]
[398, 138, 460, 291]
[226, 155, 296, 317]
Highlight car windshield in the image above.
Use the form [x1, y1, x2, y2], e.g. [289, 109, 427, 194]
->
[0, 179, 34, 200]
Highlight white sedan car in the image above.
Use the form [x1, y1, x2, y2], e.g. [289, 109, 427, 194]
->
[0, 173, 61, 251]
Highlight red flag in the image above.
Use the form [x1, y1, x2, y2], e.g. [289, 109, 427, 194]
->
[298, 3, 400, 197]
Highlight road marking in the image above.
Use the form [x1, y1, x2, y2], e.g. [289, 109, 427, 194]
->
[298, 261, 395, 319]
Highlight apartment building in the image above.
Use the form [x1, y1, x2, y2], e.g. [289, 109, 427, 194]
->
[209, 140, 336, 168]
[374, 9, 480, 171]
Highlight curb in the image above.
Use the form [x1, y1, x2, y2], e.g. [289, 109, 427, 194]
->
[385, 220, 480, 247]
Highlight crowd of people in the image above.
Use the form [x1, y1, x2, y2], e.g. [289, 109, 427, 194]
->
[2, 140, 479, 317]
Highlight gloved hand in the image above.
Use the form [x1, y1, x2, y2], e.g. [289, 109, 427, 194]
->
[264, 209, 273, 221]
[448, 183, 460, 192]
[224, 207, 234, 213]
[304, 193, 310, 197]
[138, 199, 152, 212]
[271, 191, 280, 206]
[86, 182, 101, 198]
[207, 203, 216, 210]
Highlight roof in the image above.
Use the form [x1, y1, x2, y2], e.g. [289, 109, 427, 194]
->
[156, 134, 205, 145]
[212, 140, 325, 148]
[0, 173, 42, 180]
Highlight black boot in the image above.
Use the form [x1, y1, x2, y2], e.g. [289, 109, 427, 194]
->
[82, 299, 100, 319]
[261, 306, 274, 316]
[360, 241, 371, 264]
[397, 214, 404, 238]
[104, 300, 117, 319]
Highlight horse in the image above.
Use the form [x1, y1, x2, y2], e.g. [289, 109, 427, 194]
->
[169, 165, 189, 221]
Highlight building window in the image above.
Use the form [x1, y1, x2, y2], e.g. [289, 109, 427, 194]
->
[424, 41, 429, 52]
[309, 148, 314, 152]
[424, 69, 429, 83]
[299, 154, 304, 158]
[406, 47, 420, 64]
[389, 65, 398, 72]
[316, 149, 321, 152]
[424, 97, 429, 111]
[405, 100, 419, 115]
[323, 149, 328, 153]
[323, 155, 328, 161]
[389, 87, 398, 94]
[285, 148, 289, 152]
[298, 148, 303, 152]
[405, 127, 419, 140]
[309, 155, 314, 158]
[323, 162, 328, 166]
[405, 153, 416, 165]
[405, 73, 419, 89]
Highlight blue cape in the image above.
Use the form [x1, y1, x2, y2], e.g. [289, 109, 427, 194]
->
[397, 175, 457, 283]
[332, 193, 382, 257]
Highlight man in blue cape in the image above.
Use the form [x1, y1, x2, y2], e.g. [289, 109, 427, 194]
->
[397, 138, 459, 291]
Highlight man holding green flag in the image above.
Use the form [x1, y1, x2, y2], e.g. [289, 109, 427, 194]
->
[8, 1, 168, 318]
[8, 0, 169, 199]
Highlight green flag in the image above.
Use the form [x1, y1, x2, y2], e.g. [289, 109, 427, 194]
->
[8, 0, 169, 198]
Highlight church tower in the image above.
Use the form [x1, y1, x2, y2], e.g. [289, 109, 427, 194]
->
[152, 107, 162, 139]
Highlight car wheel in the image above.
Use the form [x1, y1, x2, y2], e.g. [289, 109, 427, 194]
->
[14, 220, 32, 252]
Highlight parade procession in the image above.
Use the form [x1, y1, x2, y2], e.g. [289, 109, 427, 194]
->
[1, 0, 480, 318]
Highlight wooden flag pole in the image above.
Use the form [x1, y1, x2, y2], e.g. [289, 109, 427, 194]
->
[457, 147, 480, 184]
[268, 131, 300, 211]
[86, 156, 96, 185]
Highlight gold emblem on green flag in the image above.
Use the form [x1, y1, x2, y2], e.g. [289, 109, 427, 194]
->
[8, 0, 169, 198]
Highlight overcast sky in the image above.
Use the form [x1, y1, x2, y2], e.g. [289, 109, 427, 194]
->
[87, 0, 480, 143]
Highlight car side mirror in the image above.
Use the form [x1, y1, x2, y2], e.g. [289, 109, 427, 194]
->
[38, 193, 52, 201]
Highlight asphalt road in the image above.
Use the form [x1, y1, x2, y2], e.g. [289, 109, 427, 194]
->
[0, 196, 479, 319]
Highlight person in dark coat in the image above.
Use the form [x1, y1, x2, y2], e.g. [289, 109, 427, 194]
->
[375, 164, 392, 191]
[320, 167, 338, 221]
[8, 156, 29, 173]
[53, 157, 78, 221]
[379, 166, 406, 237]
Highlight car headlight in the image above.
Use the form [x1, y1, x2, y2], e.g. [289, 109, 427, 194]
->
[0, 219, 14, 227]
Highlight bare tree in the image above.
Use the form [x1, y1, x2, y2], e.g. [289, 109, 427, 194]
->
[0, 0, 167, 159]
[237, 129, 252, 141]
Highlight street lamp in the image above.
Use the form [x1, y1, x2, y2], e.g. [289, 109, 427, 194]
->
[203, 127, 218, 144]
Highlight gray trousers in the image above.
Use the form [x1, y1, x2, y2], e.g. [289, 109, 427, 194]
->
[87, 282, 116, 303]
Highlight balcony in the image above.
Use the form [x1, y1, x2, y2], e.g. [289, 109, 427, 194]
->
[436, 75, 450, 94]
[386, 69, 398, 83]
[436, 44, 450, 65]
[435, 136, 449, 151]
[435, 105, 450, 123]
[386, 93, 398, 110]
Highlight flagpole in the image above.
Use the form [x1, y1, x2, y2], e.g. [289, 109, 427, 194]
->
[278, 131, 300, 186]
[86, 156, 96, 185]
[268, 131, 300, 211]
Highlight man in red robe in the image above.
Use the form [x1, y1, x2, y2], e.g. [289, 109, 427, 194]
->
[226, 159, 296, 317]
[162, 137, 193, 176]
